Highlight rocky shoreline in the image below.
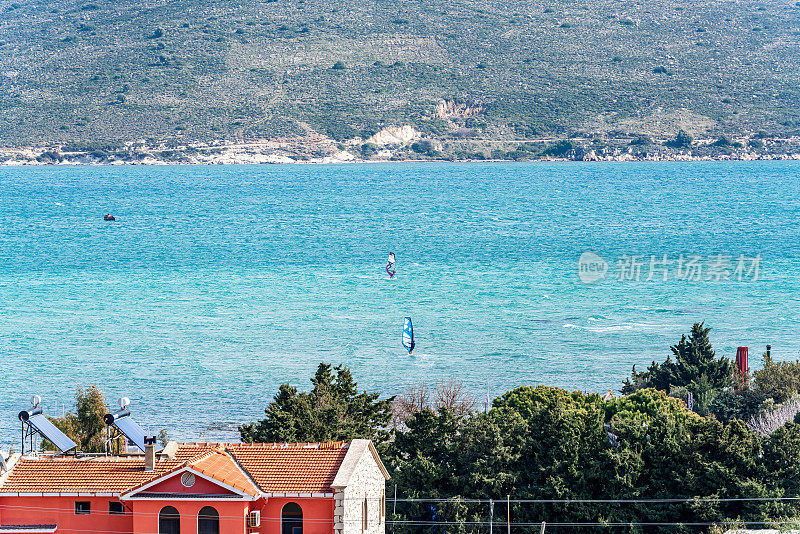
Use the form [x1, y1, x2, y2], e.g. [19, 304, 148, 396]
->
[2, 126, 799, 165]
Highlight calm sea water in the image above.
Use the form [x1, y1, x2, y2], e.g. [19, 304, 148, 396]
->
[1, 161, 799, 448]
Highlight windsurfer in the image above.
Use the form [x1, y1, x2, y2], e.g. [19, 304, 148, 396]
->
[403, 316, 415, 355]
[386, 252, 397, 278]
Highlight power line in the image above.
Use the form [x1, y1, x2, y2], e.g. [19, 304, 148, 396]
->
[389, 497, 800, 503]
[388, 520, 800, 527]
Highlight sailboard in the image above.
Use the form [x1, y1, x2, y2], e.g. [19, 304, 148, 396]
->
[386, 252, 397, 278]
[402, 316, 415, 354]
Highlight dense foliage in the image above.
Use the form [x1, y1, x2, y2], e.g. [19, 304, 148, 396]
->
[623, 323, 800, 428]
[236, 347, 800, 533]
[753, 355, 800, 404]
[239, 363, 395, 445]
[622, 322, 732, 413]
[387, 386, 800, 534]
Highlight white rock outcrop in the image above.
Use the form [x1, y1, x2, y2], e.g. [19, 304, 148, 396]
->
[366, 125, 421, 146]
[436, 99, 485, 119]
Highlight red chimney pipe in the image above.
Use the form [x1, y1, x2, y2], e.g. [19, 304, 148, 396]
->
[735, 346, 749, 388]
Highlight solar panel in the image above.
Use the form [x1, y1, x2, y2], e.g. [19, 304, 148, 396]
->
[112, 416, 163, 453]
[27, 413, 77, 452]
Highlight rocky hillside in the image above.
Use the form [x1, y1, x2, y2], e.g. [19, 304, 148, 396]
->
[0, 0, 798, 148]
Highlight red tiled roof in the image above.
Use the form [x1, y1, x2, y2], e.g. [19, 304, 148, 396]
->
[0, 456, 187, 494]
[0, 442, 349, 496]
[226, 442, 348, 494]
[189, 449, 259, 496]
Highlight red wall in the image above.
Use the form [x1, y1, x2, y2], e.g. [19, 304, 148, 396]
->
[258, 497, 335, 534]
[0, 495, 133, 532]
[131, 499, 249, 534]
[0, 495, 335, 534]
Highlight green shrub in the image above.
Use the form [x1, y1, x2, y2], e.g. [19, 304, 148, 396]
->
[360, 143, 377, 157]
[665, 129, 693, 148]
[411, 140, 439, 157]
[543, 139, 574, 157]
[332, 60, 346, 70]
[753, 354, 800, 404]
[712, 135, 731, 146]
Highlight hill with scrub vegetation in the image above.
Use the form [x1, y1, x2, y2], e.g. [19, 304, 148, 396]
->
[0, 0, 799, 161]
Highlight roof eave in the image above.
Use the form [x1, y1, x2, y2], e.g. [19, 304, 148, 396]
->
[330, 440, 390, 490]
[262, 492, 334, 498]
[120, 465, 259, 501]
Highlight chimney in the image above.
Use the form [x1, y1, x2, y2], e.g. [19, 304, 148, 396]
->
[144, 436, 156, 471]
[735, 346, 749, 389]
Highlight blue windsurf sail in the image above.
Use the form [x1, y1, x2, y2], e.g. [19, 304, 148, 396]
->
[402, 316, 415, 354]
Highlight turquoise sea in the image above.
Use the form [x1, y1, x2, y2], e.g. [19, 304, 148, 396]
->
[1, 161, 799, 447]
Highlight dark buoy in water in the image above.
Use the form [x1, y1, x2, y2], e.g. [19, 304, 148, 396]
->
[103, 213, 116, 221]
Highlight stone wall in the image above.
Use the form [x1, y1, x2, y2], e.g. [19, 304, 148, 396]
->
[333, 446, 386, 534]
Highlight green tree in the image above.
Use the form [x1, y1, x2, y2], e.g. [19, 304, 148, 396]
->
[753, 353, 800, 403]
[622, 323, 732, 413]
[760, 422, 800, 518]
[705, 352, 800, 424]
[387, 406, 525, 534]
[665, 129, 693, 148]
[543, 139, 574, 157]
[389, 385, 775, 534]
[47, 386, 114, 453]
[708, 387, 767, 423]
[239, 363, 395, 445]
[360, 142, 377, 157]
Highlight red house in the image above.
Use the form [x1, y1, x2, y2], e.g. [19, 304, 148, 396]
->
[0, 440, 389, 534]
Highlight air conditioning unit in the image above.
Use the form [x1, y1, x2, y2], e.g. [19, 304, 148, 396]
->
[248, 510, 261, 528]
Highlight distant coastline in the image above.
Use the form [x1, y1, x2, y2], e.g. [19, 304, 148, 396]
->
[2, 132, 799, 166]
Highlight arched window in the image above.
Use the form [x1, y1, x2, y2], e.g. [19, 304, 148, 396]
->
[159, 506, 180, 534]
[282, 502, 303, 534]
[198, 506, 219, 534]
